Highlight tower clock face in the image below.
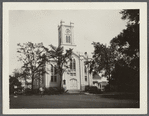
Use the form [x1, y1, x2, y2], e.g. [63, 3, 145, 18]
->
[66, 29, 71, 33]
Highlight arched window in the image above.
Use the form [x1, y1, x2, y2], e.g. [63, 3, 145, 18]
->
[66, 36, 68, 43]
[84, 64, 87, 82]
[70, 58, 76, 76]
[73, 59, 76, 71]
[70, 59, 76, 70]
[51, 65, 53, 73]
[66, 36, 71, 43]
[68, 36, 71, 43]
[84, 65, 87, 74]
[70, 59, 72, 70]
[85, 76, 87, 81]
[51, 65, 57, 82]
[51, 65, 54, 82]
[54, 66, 57, 74]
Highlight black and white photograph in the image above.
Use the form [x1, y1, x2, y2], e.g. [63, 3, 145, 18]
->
[3, 2, 147, 114]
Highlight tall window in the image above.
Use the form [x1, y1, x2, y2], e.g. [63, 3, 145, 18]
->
[51, 65, 53, 72]
[70, 58, 76, 76]
[54, 67, 57, 82]
[51, 65, 54, 82]
[73, 59, 76, 71]
[66, 36, 68, 43]
[84, 64, 87, 82]
[84, 65, 87, 74]
[70, 59, 72, 70]
[66, 36, 71, 43]
[51, 65, 57, 82]
[85, 76, 87, 81]
[68, 36, 71, 43]
[70, 59, 76, 71]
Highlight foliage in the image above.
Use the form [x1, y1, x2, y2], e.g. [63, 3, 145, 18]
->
[12, 69, 22, 78]
[110, 9, 139, 71]
[89, 10, 139, 92]
[9, 76, 21, 86]
[24, 88, 32, 95]
[9, 75, 22, 94]
[109, 9, 139, 92]
[85, 86, 101, 94]
[120, 10, 139, 24]
[111, 63, 139, 92]
[45, 45, 73, 89]
[89, 42, 115, 81]
[17, 42, 48, 92]
[44, 87, 65, 95]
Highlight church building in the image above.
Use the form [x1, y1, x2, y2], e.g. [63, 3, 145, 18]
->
[33, 21, 107, 91]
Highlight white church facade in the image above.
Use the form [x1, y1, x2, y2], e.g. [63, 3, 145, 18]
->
[33, 21, 107, 91]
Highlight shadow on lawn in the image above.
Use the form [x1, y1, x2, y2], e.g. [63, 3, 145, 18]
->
[99, 92, 139, 100]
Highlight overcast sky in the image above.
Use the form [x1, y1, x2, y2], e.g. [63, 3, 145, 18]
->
[9, 10, 127, 74]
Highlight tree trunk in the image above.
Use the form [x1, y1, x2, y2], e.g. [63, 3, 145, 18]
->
[108, 72, 111, 91]
[59, 73, 62, 89]
[31, 74, 34, 93]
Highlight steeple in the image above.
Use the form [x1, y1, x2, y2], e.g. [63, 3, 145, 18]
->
[58, 21, 76, 50]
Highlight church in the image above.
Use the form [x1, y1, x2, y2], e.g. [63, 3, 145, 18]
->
[33, 21, 107, 91]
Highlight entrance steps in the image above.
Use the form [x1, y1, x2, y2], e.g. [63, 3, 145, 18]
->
[67, 90, 81, 94]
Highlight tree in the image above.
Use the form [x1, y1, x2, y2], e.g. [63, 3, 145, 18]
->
[110, 10, 139, 92]
[10, 69, 22, 85]
[9, 70, 22, 94]
[9, 74, 21, 87]
[17, 42, 48, 92]
[111, 61, 139, 92]
[46, 45, 73, 89]
[89, 42, 115, 90]
[110, 9, 139, 71]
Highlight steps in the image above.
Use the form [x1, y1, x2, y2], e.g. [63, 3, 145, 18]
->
[67, 90, 81, 94]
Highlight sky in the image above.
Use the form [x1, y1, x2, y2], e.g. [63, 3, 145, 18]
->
[9, 10, 127, 74]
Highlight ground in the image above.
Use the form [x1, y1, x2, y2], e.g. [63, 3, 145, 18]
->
[10, 93, 139, 108]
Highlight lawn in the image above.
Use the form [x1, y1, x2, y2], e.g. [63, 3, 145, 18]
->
[10, 93, 139, 108]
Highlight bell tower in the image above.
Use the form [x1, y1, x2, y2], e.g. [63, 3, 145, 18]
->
[58, 21, 76, 50]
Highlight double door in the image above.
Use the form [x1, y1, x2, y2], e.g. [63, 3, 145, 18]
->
[70, 78, 77, 90]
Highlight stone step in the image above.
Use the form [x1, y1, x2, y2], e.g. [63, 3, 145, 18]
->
[67, 90, 81, 93]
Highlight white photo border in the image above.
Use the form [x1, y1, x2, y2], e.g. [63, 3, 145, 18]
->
[3, 2, 147, 114]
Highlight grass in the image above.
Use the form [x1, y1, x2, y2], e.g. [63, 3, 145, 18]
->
[10, 93, 139, 108]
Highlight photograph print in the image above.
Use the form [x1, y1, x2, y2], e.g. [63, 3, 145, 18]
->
[3, 2, 147, 115]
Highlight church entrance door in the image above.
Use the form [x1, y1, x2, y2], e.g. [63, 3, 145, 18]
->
[70, 78, 77, 90]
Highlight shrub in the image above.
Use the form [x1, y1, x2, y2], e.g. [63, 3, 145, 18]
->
[85, 86, 101, 94]
[85, 85, 90, 92]
[44, 87, 65, 95]
[33, 89, 40, 95]
[24, 88, 32, 95]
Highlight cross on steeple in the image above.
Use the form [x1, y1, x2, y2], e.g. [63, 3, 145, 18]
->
[60, 20, 65, 25]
